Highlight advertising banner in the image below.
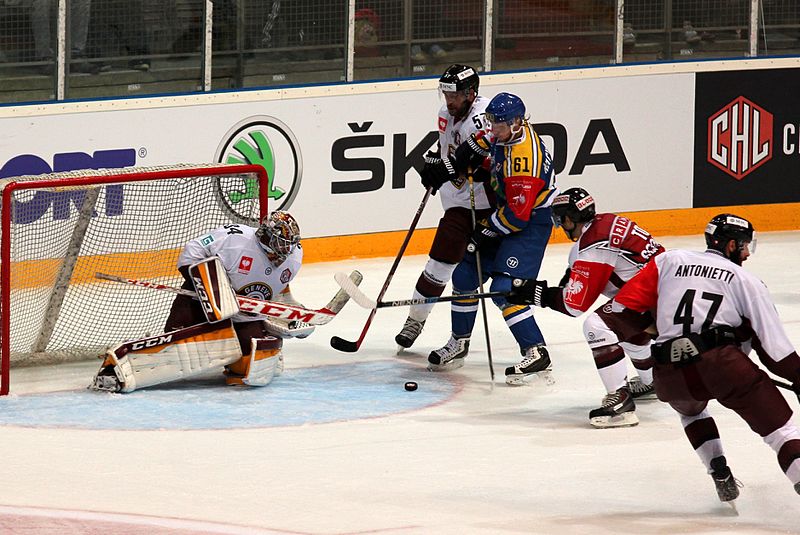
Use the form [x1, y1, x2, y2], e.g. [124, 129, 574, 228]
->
[694, 68, 800, 207]
[0, 71, 694, 248]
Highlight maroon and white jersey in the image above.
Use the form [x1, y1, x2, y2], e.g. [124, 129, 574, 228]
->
[436, 95, 492, 211]
[561, 213, 663, 316]
[178, 223, 302, 302]
[616, 249, 796, 364]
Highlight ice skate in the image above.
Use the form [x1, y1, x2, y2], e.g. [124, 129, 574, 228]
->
[589, 387, 638, 428]
[710, 456, 741, 510]
[505, 345, 552, 386]
[627, 376, 656, 400]
[395, 317, 425, 350]
[89, 354, 122, 392]
[91, 365, 122, 392]
[428, 335, 469, 372]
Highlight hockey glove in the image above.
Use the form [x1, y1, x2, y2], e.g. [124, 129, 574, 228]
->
[557, 267, 572, 287]
[264, 318, 315, 339]
[454, 132, 491, 175]
[471, 164, 491, 183]
[466, 221, 500, 254]
[420, 151, 457, 193]
[507, 279, 548, 307]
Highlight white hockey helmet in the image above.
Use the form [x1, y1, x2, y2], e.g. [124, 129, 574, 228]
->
[255, 211, 300, 264]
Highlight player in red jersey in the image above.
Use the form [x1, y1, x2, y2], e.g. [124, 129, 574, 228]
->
[508, 188, 663, 427]
[609, 214, 800, 504]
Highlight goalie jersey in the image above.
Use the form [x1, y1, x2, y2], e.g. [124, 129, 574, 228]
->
[178, 224, 302, 304]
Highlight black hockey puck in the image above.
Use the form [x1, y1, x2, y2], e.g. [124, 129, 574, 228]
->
[404, 381, 418, 391]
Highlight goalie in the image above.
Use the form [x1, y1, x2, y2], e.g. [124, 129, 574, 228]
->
[92, 211, 312, 393]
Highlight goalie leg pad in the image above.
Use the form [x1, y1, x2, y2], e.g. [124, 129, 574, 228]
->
[225, 337, 283, 387]
[90, 321, 243, 393]
[189, 256, 240, 323]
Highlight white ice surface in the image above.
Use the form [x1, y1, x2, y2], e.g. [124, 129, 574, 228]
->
[2, 231, 800, 534]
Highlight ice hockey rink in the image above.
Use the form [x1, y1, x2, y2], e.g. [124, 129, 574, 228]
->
[1, 230, 799, 535]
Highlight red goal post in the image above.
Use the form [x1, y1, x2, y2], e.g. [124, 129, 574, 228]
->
[0, 163, 269, 395]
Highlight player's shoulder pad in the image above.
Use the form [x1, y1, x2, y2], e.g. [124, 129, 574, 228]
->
[577, 215, 608, 249]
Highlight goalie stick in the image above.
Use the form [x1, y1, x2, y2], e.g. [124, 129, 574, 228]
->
[334, 271, 504, 309]
[95, 271, 362, 326]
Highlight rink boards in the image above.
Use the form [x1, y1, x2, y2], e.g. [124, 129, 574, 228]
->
[1, 57, 799, 270]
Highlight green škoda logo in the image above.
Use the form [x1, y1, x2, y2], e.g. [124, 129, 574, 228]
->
[214, 116, 303, 222]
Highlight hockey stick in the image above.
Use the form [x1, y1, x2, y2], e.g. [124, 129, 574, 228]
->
[468, 173, 495, 381]
[771, 378, 800, 404]
[773, 378, 794, 391]
[95, 271, 362, 327]
[330, 188, 432, 353]
[334, 271, 504, 308]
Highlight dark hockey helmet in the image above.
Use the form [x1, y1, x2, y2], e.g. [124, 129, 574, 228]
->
[485, 92, 526, 125]
[438, 64, 480, 94]
[256, 211, 300, 264]
[705, 213, 755, 264]
[551, 187, 596, 241]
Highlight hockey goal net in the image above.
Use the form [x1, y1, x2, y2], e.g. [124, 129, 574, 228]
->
[0, 163, 269, 395]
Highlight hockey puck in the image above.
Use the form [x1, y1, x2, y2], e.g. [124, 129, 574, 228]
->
[404, 381, 418, 391]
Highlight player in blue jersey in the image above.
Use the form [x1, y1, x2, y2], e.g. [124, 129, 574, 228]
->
[428, 92, 559, 385]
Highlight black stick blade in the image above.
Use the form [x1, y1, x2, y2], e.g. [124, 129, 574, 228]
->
[330, 336, 358, 353]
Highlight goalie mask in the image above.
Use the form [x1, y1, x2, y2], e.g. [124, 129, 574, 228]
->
[551, 187, 596, 242]
[256, 211, 300, 265]
[705, 213, 756, 265]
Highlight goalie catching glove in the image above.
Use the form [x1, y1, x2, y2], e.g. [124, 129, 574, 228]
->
[419, 150, 457, 193]
[263, 317, 315, 339]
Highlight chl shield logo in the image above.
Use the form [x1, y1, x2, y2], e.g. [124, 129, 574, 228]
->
[215, 116, 303, 220]
[707, 96, 773, 180]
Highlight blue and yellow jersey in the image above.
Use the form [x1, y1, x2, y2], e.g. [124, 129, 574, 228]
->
[484, 122, 557, 235]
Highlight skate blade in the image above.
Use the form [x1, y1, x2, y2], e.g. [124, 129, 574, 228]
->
[589, 411, 639, 429]
[723, 499, 739, 515]
[632, 392, 658, 401]
[427, 358, 465, 372]
[505, 369, 555, 387]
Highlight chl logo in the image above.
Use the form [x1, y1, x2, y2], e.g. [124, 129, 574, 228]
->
[708, 96, 773, 180]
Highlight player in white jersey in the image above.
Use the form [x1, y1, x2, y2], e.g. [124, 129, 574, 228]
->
[169, 216, 303, 325]
[92, 211, 309, 392]
[394, 64, 495, 349]
[164, 211, 307, 383]
[612, 214, 800, 503]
